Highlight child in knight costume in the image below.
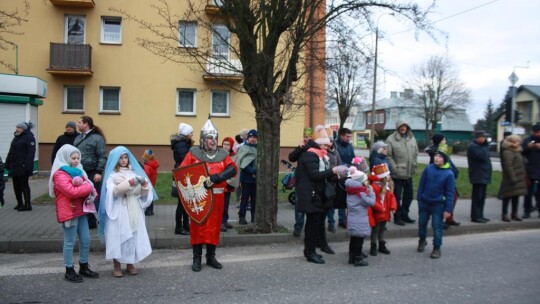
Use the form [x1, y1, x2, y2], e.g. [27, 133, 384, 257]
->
[180, 118, 238, 272]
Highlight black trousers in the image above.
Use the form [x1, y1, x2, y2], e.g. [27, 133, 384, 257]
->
[86, 170, 102, 227]
[12, 175, 31, 208]
[176, 197, 190, 231]
[471, 184, 487, 220]
[304, 212, 325, 254]
[349, 236, 365, 257]
[502, 196, 519, 215]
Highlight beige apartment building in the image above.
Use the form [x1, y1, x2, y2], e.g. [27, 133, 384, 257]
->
[0, 1, 325, 171]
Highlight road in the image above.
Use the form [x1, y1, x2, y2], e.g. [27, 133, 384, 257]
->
[1, 230, 538, 304]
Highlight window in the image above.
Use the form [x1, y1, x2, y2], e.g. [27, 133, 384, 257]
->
[212, 24, 230, 59]
[367, 112, 371, 125]
[65, 15, 86, 44]
[64, 86, 84, 111]
[101, 17, 122, 44]
[211, 91, 229, 116]
[213, 0, 223, 6]
[179, 21, 197, 48]
[100, 87, 120, 112]
[177, 89, 196, 115]
[378, 113, 384, 124]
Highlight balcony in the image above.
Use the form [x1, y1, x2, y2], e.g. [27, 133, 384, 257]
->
[49, 0, 95, 7]
[205, 0, 223, 15]
[47, 43, 93, 76]
[203, 57, 243, 82]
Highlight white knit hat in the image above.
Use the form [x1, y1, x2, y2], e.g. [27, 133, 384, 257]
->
[178, 123, 193, 136]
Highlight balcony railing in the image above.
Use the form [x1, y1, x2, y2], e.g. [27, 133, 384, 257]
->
[47, 43, 93, 76]
[49, 0, 95, 7]
[203, 57, 243, 81]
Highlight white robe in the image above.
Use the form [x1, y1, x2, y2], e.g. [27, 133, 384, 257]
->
[104, 168, 153, 263]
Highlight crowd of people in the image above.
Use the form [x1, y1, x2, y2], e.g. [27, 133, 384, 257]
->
[2, 116, 540, 280]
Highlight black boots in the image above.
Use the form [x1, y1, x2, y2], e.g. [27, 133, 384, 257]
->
[79, 262, 99, 278]
[417, 239, 428, 252]
[349, 237, 368, 267]
[206, 244, 223, 269]
[192, 244, 202, 272]
[369, 243, 377, 256]
[238, 216, 248, 225]
[65, 267, 82, 283]
[378, 241, 391, 255]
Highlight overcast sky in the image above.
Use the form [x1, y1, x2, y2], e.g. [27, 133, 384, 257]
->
[370, 0, 540, 124]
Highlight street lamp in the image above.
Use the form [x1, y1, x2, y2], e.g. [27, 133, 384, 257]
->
[508, 64, 529, 132]
[369, 12, 394, 146]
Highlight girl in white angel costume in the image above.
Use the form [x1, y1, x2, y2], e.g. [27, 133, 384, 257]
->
[98, 146, 158, 277]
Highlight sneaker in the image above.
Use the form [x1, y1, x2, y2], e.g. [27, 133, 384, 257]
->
[327, 225, 336, 233]
[394, 219, 405, 226]
[293, 228, 301, 237]
[220, 224, 227, 232]
[430, 248, 441, 259]
[224, 222, 233, 229]
[402, 217, 416, 224]
[417, 239, 427, 252]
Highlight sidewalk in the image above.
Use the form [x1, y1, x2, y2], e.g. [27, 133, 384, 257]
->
[1, 175, 539, 253]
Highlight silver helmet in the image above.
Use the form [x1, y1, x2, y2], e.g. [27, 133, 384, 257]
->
[200, 117, 218, 152]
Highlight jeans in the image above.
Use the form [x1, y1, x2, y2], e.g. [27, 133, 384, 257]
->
[63, 215, 90, 267]
[471, 184, 487, 220]
[327, 208, 346, 227]
[294, 196, 305, 231]
[223, 192, 231, 224]
[394, 178, 414, 220]
[524, 179, 540, 214]
[418, 203, 444, 249]
[239, 182, 256, 221]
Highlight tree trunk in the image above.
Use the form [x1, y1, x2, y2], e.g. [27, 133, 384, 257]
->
[254, 102, 281, 233]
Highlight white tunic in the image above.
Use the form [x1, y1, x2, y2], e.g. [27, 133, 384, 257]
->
[104, 167, 153, 263]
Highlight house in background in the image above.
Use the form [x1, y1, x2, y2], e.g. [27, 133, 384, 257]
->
[351, 90, 474, 148]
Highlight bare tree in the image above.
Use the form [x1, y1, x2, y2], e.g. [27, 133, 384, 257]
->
[406, 55, 471, 141]
[326, 16, 372, 130]
[0, 0, 30, 73]
[112, 0, 436, 233]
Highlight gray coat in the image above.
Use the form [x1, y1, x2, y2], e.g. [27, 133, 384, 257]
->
[73, 130, 107, 173]
[385, 120, 418, 179]
[500, 140, 527, 198]
[345, 179, 375, 238]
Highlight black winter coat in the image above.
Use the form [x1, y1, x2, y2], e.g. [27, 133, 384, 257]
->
[50, 131, 79, 164]
[522, 135, 540, 180]
[6, 129, 36, 177]
[295, 141, 334, 214]
[466, 139, 492, 184]
[171, 134, 193, 168]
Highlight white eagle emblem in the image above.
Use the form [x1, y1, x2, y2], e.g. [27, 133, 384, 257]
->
[178, 174, 208, 214]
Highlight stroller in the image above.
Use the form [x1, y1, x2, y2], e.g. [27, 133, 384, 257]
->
[280, 159, 296, 205]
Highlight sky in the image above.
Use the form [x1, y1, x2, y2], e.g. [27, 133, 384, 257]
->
[369, 0, 540, 124]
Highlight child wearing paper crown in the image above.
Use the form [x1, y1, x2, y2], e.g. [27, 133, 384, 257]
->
[142, 149, 159, 216]
[368, 164, 397, 256]
[345, 166, 375, 267]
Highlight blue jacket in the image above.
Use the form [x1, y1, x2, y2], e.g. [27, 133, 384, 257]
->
[369, 151, 394, 173]
[417, 163, 455, 213]
[466, 139, 492, 184]
[335, 138, 355, 165]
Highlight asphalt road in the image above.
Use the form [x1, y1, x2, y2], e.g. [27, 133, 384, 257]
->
[1, 230, 538, 304]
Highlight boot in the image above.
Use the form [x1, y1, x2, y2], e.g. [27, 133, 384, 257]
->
[65, 266, 83, 283]
[502, 214, 511, 222]
[348, 254, 354, 264]
[417, 239, 427, 252]
[431, 248, 441, 259]
[113, 259, 123, 277]
[192, 244, 203, 272]
[206, 244, 223, 269]
[369, 243, 377, 256]
[22, 188, 32, 211]
[378, 241, 391, 255]
[79, 262, 99, 278]
[511, 214, 522, 221]
[126, 264, 138, 275]
[238, 216, 248, 225]
[353, 256, 368, 267]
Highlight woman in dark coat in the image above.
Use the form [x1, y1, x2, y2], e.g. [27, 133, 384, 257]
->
[500, 135, 528, 221]
[171, 123, 194, 235]
[5, 122, 36, 211]
[295, 126, 340, 264]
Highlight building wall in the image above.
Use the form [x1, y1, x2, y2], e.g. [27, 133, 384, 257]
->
[1, 1, 324, 171]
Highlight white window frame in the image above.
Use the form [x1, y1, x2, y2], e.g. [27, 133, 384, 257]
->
[378, 113, 384, 124]
[64, 85, 85, 112]
[177, 89, 197, 115]
[210, 90, 229, 116]
[213, 0, 224, 7]
[100, 87, 121, 113]
[212, 24, 230, 59]
[178, 21, 197, 48]
[101, 16, 122, 44]
[65, 15, 86, 44]
[367, 112, 372, 125]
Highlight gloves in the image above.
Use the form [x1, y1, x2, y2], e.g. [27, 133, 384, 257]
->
[209, 174, 221, 184]
[204, 176, 214, 189]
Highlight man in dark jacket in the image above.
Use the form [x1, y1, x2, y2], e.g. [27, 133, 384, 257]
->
[50, 121, 79, 164]
[522, 123, 540, 218]
[236, 129, 258, 225]
[331, 128, 355, 229]
[466, 131, 492, 223]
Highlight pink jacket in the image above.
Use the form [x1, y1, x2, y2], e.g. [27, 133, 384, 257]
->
[53, 170, 94, 223]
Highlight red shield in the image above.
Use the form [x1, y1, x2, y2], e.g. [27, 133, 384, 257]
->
[173, 162, 214, 225]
